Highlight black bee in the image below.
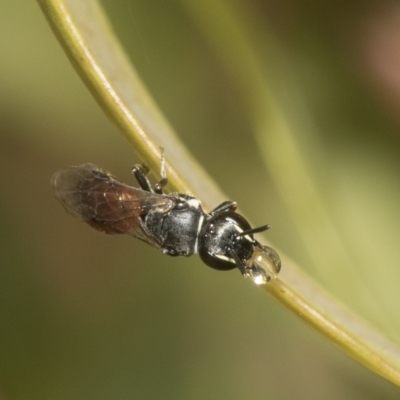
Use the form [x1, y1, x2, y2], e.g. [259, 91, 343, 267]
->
[51, 153, 281, 283]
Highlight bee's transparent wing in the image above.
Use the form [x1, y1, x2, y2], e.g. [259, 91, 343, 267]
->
[51, 163, 175, 249]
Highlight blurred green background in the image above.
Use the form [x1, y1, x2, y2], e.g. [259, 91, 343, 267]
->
[1, 0, 400, 399]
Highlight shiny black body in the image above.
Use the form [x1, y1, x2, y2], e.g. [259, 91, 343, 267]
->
[143, 193, 203, 257]
[51, 158, 279, 278]
[199, 212, 253, 271]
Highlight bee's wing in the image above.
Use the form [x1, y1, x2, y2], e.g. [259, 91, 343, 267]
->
[51, 163, 175, 249]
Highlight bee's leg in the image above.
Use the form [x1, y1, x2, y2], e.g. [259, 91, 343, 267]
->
[210, 200, 238, 216]
[154, 148, 168, 194]
[131, 164, 154, 192]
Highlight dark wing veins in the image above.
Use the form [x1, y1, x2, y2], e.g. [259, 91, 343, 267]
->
[51, 163, 175, 248]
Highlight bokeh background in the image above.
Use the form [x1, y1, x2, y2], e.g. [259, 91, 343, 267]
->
[1, 0, 400, 399]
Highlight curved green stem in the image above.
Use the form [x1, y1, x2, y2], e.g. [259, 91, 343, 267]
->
[38, 0, 400, 386]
